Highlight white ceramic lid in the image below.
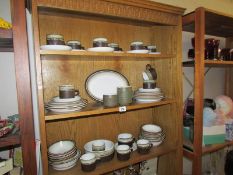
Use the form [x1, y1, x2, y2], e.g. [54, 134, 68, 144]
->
[130, 41, 143, 45]
[108, 43, 119, 47]
[93, 37, 108, 42]
[147, 45, 156, 49]
[67, 40, 81, 44]
[47, 34, 64, 39]
[142, 124, 162, 133]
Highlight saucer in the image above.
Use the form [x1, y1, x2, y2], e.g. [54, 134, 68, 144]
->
[72, 49, 86, 51]
[149, 52, 161, 54]
[127, 50, 149, 54]
[40, 45, 72, 51]
[52, 96, 81, 103]
[138, 88, 161, 93]
[114, 142, 137, 151]
[87, 47, 114, 52]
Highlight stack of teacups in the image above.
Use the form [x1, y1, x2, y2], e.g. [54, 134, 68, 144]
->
[116, 145, 132, 161]
[117, 133, 135, 147]
[80, 153, 97, 172]
[48, 140, 81, 171]
[117, 86, 133, 106]
[103, 94, 118, 108]
[139, 124, 165, 147]
[136, 139, 153, 154]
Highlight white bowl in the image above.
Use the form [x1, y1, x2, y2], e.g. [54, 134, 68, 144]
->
[142, 124, 162, 133]
[84, 140, 114, 153]
[48, 140, 75, 155]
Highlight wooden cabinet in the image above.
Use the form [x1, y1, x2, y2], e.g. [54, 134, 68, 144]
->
[182, 7, 233, 175]
[31, 0, 184, 174]
[0, 0, 37, 174]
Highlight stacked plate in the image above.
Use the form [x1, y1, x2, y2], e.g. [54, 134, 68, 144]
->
[84, 140, 115, 162]
[133, 88, 164, 103]
[45, 96, 87, 113]
[48, 140, 81, 171]
[139, 124, 165, 146]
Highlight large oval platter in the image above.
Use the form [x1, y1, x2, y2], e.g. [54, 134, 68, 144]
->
[85, 70, 129, 102]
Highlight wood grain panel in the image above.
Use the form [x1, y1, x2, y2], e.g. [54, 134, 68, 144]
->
[37, 0, 182, 25]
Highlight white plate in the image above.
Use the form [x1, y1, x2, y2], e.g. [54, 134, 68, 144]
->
[71, 49, 86, 51]
[87, 47, 114, 52]
[135, 99, 162, 103]
[52, 96, 81, 103]
[85, 70, 129, 101]
[48, 107, 83, 113]
[138, 88, 161, 93]
[149, 52, 161, 54]
[127, 50, 149, 54]
[40, 45, 72, 51]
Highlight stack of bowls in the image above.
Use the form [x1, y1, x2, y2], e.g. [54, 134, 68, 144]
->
[48, 140, 81, 171]
[117, 86, 133, 106]
[84, 140, 115, 162]
[139, 124, 165, 147]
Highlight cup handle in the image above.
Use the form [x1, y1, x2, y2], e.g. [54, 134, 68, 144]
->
[75, 89, 79, 96]
[130, 148, 134, 152]
[149, 143, 153, 149]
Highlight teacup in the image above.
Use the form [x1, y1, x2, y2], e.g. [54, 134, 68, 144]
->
[59, 85, 79, 99]
[80, 153, 97, 172]
[130, 41, 145, 50]
[93, 37, 108, 47]
[103, 94, 118, 108]
[46, 34, 65, 45]
[143, 80, 156, 89]
[136, 139, 153, 154]
[116, 145, 132, 161]
[118, 133, 134, 147]
[147, 45, 157, 53]
[92, 140, 105, 151]
[67, 40, 81, 50]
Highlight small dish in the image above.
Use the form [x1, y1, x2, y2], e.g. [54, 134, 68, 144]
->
[127, 50, 149, 54]
[40, 45, 72, 51]
[87, 47, 114, 52]
[48, 140, 75, 155]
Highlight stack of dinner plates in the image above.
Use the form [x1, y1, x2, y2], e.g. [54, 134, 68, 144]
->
[139, 124, 165, 146]
[48, 140, 81, 171]
[133, 88, 164, 103]
[45, 96, 87, 113]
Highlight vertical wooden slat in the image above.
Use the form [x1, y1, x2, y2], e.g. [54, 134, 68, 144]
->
[192, 7, 205, 175]
[225, 37, 233, 99]
[11, 0, 37, 174]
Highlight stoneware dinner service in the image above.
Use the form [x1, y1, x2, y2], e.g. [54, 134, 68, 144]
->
[48, 140, 81, 171]
[139, 124, 165, 147]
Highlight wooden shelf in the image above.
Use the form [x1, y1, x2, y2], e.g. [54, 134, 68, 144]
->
[183, 8, 233, 38]
[183, 139, 233, 159]
[0, 133, 20, 148]
[0, 28, 13, 52]
[183, 60, 233, 67]
[48, 143, 176, 175]
[40, 50, 174, 59]
[45, 98, 175, 121]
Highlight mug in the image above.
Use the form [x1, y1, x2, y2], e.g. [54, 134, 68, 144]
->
[116, 145, 132, 161]
[59, 85, 79, 99]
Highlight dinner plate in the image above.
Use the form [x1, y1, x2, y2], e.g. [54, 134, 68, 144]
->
[87, 47, 114, 52]
[127, 50, 149, 54]
[52, 96, 81, 103]
[40, 45, 72, 51]
[48, 107, 83, 113]
[138, 88, 161, 93]
[85, 70, 129, 101]
[135, 99, 162, 103]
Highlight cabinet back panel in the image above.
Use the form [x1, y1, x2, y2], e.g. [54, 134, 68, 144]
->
[46, 108, 154, 149]
[39, 13, 177, 54]
[41, 58, 173, 103]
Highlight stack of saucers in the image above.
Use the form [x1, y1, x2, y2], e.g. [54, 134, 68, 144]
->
[84, 140, 115, 162]
[48, 140, 81, 171]
[133, 88, 164, 103]
[45, 96, 87, 113]
[139, 124, 165, 147]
